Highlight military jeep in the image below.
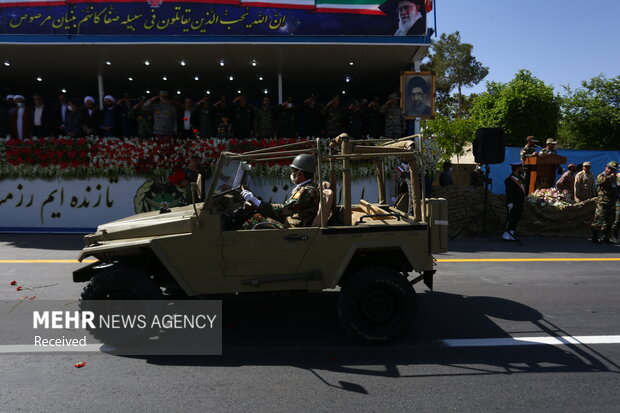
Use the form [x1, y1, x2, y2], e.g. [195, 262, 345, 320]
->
[74, 135, 448, 343]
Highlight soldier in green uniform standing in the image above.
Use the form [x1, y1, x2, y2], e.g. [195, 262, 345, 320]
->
[614, 170, 620, 242]
[520, 136, 539, 193]
[591, 161, 618, 244]
[380, 93, 405, 140]
[240, 154, 320, 228]
[539, 138, 558, 156]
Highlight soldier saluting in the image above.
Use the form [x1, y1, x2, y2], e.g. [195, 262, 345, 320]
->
[591, 161, 618, 244]
[240, 154, 320, 228]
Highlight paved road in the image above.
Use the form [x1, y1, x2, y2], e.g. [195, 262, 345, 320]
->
[0, 234, 619, 412]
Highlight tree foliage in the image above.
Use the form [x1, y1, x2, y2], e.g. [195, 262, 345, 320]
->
[559, 75, 620, 149]
[422, 114, 477, 161]
[422, 31, 489, 117]
[470, 70, 561, 147]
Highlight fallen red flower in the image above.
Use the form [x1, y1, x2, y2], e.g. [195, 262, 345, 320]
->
[10, 280, 17, 286]
[74, 362, 87, 368]
[16, 286, 23, 291]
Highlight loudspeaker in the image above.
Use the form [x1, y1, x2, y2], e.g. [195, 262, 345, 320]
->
[473, 128, 505, 164]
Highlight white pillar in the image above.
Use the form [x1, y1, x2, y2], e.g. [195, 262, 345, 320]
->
[97, 74, 104, 110]
[277, 73, 283, 104]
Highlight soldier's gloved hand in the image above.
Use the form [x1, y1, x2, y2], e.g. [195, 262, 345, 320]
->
[507, 203, 514, 211]
[241, 189, 261, 207]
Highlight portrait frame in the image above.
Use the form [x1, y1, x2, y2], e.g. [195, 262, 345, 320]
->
[400, 71, 435, 119]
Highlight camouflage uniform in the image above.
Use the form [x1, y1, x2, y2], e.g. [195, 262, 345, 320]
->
[520, 145, 537, 161]
[614, 172, 620, 236]
[323, 105, 346, 138]
[574, 170, 595, 202]
[254, 105, 275, 139]
[539, 147, 557, 156]
[128, 106, 154, 139]
[380, 104, 405, 139]
[244, 181, 319, 228]
[591, 171, 617, 235]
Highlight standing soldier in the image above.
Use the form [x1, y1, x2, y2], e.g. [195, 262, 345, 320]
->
[556, 163, 577, 200]
[574, 161, 596, 202]
[614, 169, 620, 242]
[503, 162, 526, 242]
[539, 138, 558, 156]
[520, 136, 539, 161]
[380, 93, 405, 140]
[591, 161, 618, 244]
[254, 96, 275, 139]
[323, 95, 346, 138]
[520, 136, 539, 193]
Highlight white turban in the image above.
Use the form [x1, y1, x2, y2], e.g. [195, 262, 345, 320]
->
[13, 95, 25, 101]
[84, 96, 95, 104]
[103, 95, 116, 103]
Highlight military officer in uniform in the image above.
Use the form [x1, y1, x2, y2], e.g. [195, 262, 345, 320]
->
[613, 169, 620, 242]
[390, 159, 411, 211]
[591, 161, 618, 244]
[574, 161, 596, 202]
[241, 154, 320, 228]
[503, 162, 526, 242]
[380, 93, 405, 140]
[520, 136, 539, 192]
[539, 138, 558, 156]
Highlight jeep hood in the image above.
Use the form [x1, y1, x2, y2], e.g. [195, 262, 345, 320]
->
[83, 204, 200, 246]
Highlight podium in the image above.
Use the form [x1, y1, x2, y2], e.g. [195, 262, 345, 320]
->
[523, 154, 567, 193]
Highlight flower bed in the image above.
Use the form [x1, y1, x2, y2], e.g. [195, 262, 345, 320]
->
[527, 187, 574, 208]
[1, 136, 442, 181]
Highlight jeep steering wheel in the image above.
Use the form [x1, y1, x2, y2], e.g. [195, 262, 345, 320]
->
[252, 222, 283, 230]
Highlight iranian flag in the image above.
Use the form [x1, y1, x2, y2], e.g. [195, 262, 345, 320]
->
[0, 0, 65, 6]
[314, 0, 385, 15]
[240, 0, 314, 9]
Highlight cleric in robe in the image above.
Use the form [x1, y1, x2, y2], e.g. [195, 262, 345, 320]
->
[380, 0, 427, 36]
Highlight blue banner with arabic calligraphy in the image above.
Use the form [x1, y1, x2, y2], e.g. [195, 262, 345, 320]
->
[0, 1, 429, 37]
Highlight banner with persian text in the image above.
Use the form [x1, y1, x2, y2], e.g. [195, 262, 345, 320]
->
[0, 0, 432, 37]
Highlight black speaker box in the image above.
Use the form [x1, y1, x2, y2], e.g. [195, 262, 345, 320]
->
[473, 128, 505, 164]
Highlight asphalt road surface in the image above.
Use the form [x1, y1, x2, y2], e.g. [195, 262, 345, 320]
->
[1, 234, 619, 412]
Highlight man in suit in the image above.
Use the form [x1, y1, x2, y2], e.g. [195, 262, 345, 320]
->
[31, 94, 58, 137]
[503, 162, 527, 242]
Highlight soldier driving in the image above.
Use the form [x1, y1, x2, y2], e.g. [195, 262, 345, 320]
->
[240, 154, 320, 228]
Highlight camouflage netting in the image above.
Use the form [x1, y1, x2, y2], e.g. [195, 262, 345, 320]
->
[431, 186, 596, 238]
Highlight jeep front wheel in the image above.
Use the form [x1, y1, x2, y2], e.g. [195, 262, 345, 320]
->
[337, 267, 416, 343]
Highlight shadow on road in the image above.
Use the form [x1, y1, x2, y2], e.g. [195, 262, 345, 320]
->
[135, 291, 616, 392]
[447, 236, 620, 254]
[0, 234, 85, 251]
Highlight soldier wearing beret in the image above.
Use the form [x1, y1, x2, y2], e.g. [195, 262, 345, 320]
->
[591, 161, 618, 244]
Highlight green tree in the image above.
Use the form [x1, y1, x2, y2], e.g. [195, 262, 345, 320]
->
[560, 75, 620, 149]
[470, 70, 561, 147]
[422, 31, 489, 118]
[422, 114, 477, 161]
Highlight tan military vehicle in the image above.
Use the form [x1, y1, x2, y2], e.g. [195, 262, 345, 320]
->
[74, 135, 448, 342]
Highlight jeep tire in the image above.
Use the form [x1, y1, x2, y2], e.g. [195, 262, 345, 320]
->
[337, 266, 416, 343]
[80, 266, 162, 345]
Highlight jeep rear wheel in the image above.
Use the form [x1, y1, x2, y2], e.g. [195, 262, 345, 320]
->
[337, 267, 416, 343]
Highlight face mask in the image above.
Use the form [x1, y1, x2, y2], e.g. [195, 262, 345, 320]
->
[17, 102, 25, 108]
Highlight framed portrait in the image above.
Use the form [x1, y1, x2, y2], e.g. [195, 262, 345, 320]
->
[401, 71, 435, 119]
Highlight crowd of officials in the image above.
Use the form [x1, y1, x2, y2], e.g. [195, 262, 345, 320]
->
[0, 91, 411, 141]
[502, 135, 620, 244]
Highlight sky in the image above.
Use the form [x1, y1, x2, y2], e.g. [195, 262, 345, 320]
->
[431, 0, 620, 95]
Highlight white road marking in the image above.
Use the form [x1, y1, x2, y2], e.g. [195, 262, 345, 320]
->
[0, 335, 619, 353]
[0, 344, 102, 353]
[440, 335, 620, 347]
